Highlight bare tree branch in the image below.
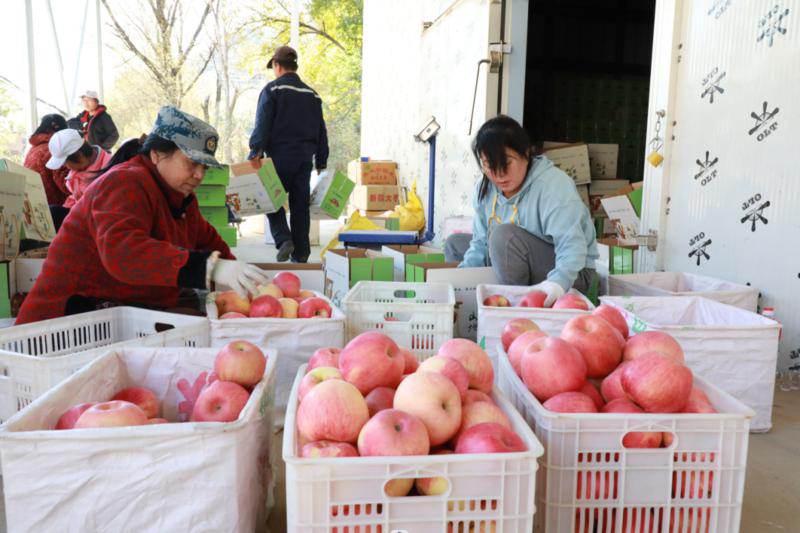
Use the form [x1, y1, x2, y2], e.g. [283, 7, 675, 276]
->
[255, 16, 347, 52]
[177, 0, 213, 71]
[0, 75, 68, 116]
[184, 45, 217, 95]
[100, 0, 166, 85]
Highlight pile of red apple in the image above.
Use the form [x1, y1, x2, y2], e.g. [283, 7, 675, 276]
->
[295, 333, 528, 497]
[502, 304, 719, 449]
[215, 271, 332, 319]
[483, 289, 589, 310]
[53, 341, 268, 430]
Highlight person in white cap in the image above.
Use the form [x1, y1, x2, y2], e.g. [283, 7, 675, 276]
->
[45, 128, 113, 229]
[67, 89, 119, 152]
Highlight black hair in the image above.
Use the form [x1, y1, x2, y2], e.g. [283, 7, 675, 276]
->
[472, 115, 535, 201]
[91, 134, 180, 178]
[275, 58, 298, 71]
[66, 142, 95, 164]
[33, 114, 67, 136]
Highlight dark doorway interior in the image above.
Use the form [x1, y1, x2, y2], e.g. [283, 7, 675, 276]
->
[523, 0, 656, 181]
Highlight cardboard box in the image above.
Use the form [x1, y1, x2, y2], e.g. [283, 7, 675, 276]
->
[310, 170, 355, 219]
[587, 144, 619, 179]
[217, 225, 237, 248]
[202, 165, 230, 186]
[13, 257, 44, 293]
[589, 179, 630, 197]
[195, 185, 227, 207]
[347, 160, 398, 185]
[0, 172, 25, 260]
[542, 143, 591, 185]
[323, 249, 394, 308]
[379, 245, 445, 282]
[599, 183, 643, 245]
[405, 262, 496, 340]
[0, 261, 11, 318]
[227, 160, 288, 216]
[577, 185, 590, 209]
[543, 142, 619, 180]
[199, 206, 228, 227]
[0, 159, 56, 242]
[350, 185, 401, 212]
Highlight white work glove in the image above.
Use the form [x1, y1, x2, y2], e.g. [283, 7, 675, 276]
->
[530, 280, 565, 307]
[210, 259, 270, 298]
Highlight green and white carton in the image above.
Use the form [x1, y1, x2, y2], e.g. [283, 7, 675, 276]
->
[310, 170, 355, 219]
[227, 160, 287, 216]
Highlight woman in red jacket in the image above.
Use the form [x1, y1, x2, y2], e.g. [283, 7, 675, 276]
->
[16, 106, 268, 324]
[23, 114, 70, 206]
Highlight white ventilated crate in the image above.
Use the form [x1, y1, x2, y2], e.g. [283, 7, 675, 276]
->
[496, 352, 754, 533]
[476, 284, 594, 371]
[206, 291, 345, 426]
[601, 296, 779, 433]
[342, 281, 455, 358]
[0, 347, 276, 533]
[607, 272, 758, 312]
[0, 307, 208, 421]
[283, 364, 544, 533]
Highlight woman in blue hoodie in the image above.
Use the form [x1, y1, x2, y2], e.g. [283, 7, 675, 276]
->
[445, 115, 599, 306]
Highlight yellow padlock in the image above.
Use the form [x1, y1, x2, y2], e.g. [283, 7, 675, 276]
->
[647, 151, 664, 167]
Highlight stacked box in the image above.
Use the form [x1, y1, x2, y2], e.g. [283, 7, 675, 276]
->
[348, 159, 401, 212]
[199, 165, 238, 247]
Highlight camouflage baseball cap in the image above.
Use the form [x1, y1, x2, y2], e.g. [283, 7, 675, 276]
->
[151, 106, 222, 168]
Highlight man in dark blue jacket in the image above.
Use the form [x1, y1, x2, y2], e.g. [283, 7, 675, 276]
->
[248, 45, 329, 263]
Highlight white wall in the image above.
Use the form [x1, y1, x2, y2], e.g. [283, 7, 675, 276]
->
[661, 1, 799, 370]
[361, 0, 493, 242]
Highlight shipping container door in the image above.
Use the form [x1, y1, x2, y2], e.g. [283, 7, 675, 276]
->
[652, 1, 799, 370]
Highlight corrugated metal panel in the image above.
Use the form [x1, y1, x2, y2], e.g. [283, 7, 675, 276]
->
[360, 0, 493, 240]
[663, 1, 799, 370]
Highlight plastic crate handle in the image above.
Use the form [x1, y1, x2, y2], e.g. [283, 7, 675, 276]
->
[154, 322, 177, 333]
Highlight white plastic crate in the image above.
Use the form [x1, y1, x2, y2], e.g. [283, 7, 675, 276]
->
[607, 272, 758, 312]
[477, 284, 594, 371]
[0, 307, 208, 422]
[0, 346, 276, 533]
[496, 352, 754, 533]
[283, 364, 544, 533]
[342, 281, 455, 359]
[206, 291, 345, 425]
[601, 296, 779, 433]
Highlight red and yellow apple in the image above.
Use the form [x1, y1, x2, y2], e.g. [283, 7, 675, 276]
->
[518, 291, 547, 308]
[55, 402, 96, 430]
[278, 297, 299, 318]
[455, 422, 526, 454]
[215, 290, 250, 316]
[552, 293, 590, 310]
[437, 339, 494, 393]
[273, 271, 301, 298]
[365, 386, 396, 417]
[561, 315, 624, 378]
[394, 371, 462, 446]
[339, 332, 403, 395]
[297, 379, 369, 444]
[501, 318, 541, 352]
[298, 297, 333, 318]
[418, 356, 469, 398]
[623, 331, 685, 363]
[519, 337, 587, 401]
[250, 294, 283, 318]
[214, 340, 267, 387]
[483, 295, 510, 307]
[112, 387, 159, 419]
[298, 366, 343, 402]
[300, 440, 359, 458]
[357, 408, 430, 457]
[307, 347, 341, 373]
[191, 380, 250, 422]
[75, 400, 148, 428]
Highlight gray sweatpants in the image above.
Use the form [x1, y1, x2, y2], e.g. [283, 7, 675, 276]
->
[445, 223, 595, 293]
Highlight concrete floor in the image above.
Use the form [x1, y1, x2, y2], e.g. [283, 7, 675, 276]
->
[267, 389, 800, 532]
